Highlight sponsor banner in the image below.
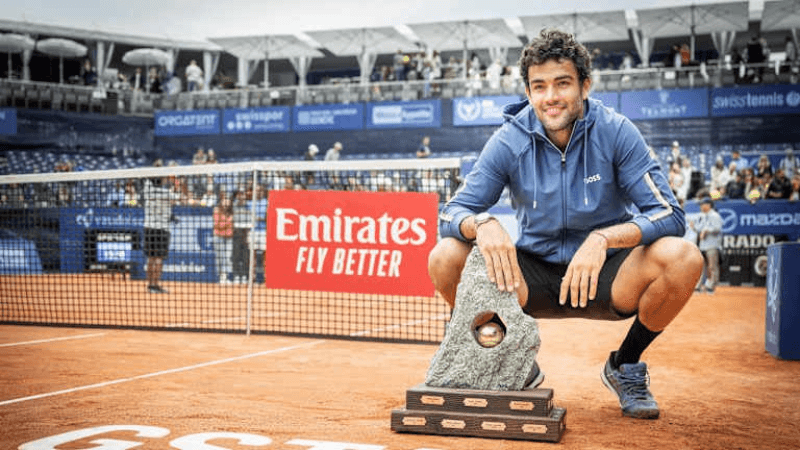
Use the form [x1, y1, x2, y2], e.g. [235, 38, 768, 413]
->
[591, 92, 619, 111]
[59, 206, 216, 282]
[685, 199, 800, 239]
[0, 232, 43, 274]
[222, 106, 291, 134]
[0, 108, 17, 135]
[453, 95, 521, 126]
[155, 110, 221, 136]
[366, 100, 441, 129]
[620, 88, 709, 120]
[265, 190, 438, 296]
[293, 103, 364, 131]
[711, 84, 800, 117]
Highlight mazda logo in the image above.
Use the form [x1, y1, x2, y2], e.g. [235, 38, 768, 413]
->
[718, 208, 738, 234]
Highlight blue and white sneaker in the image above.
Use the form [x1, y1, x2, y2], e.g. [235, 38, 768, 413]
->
[601, 352, 660, 419]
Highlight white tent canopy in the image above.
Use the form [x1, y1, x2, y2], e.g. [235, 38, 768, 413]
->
[305, 27, 416, 84]
[760, 0, 800, 47]
[211, 34, 323, 88]
[408, 19, 521, 78]
[519, 10, 629, 43]
[633, 2, 748, 67]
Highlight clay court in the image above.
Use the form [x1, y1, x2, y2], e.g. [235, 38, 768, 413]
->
[1, 285, 799, 449]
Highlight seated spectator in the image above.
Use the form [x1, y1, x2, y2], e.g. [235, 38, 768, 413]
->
[790, 175, 800, 201]
[416, 136, 432, 159]
[725, 171, 745, 200]
[668, 161, 687, 202]
[709, 157, 731, 194]
[779, 147, 799, 179]
[766, 169, 791, 199]
[755, 154, 773, 178]
[192, 147, 207, 165]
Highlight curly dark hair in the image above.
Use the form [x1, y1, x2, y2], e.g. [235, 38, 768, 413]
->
[518, 28, 592, 87]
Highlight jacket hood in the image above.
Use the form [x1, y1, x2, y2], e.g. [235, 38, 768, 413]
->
[501, 96, 605, 209]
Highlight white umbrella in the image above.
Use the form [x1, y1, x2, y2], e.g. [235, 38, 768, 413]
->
[36, 38, 88, 84]
[122, 48, 170, 93]
[0, 33, 35, 79]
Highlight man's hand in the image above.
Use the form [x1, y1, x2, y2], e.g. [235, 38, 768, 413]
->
[559, 232, 608, 308]
[475, 220, 522, 294]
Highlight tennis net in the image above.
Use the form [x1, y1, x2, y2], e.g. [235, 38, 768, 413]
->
[0, 157, 462, 343]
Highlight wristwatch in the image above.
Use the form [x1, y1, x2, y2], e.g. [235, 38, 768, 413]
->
[474, 212, 496, 229]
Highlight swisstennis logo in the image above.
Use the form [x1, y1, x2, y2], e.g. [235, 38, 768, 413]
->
[265, 190, 438, 296]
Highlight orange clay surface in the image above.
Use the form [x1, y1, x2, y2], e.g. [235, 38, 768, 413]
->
[1, 286, 799, 449]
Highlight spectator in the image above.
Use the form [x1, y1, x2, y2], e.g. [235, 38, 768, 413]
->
[393, 50, 405, 81]
[779, 147, 799, 179]
[213, 192, 234, 284]
[766, 168, 791, 199]
[746, 35, 766, 83]
[206, 148, 218, 164]
[232, 190, 252, 284]
[724, 170, 745, 200]
[755, 154, 773, 178]
[487, 58, 503, 90]
[789, 175, 800, 201]
[325, 142, 343, 161]
[680, 158, 694, 199]
[784, 36, 797, 73]
[185, 60, 204, 92]
[696, 198, 723, 294]
[131, 67, 145, 91]
[416, 136, 432, 159]
[668, 161, 686, 202]
[200, 183, 217, 207]
[81, 59, 97, 86]
[729, 149, 750, 172]
[667, 140, 684, 166]
[709, 157, 731, 195]
[304, 144, 319, 161]
[192, 147, 207, 165]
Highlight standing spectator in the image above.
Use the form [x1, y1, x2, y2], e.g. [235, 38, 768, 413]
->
[416, 136, 432, 158]
[393, 50, 405, 81]
[784, 36, 797, 72]
[668, 161, 686, 202]
[143, 161, 180, 294]
[746, 35, 766, 83]
[766, 168, 791, 199]
[729, 149, 750, 172]
[81, 59, 97, 86]
[779, 147, 799, 179]
[232, 190, 252, 284]
[667, 140, 684, 166]
[696, 198, 723, 294]
[680, 158, 694, 199]
[325, 142, 343, 161]
[213, 192, 234, 284]
[185, 60, 204, 92]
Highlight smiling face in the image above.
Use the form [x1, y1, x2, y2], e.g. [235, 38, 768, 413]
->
[524, 58, 591, 150]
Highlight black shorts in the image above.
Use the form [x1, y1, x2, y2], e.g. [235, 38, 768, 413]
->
[517, 247, 636, 321]
[143, 228, 170, 259]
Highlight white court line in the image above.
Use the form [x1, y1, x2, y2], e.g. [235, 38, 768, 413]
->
[349, 313, 449, 338]
[0, 339, 325, 407]
[0, 333, 106, 348]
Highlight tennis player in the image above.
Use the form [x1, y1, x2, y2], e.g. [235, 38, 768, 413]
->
[143, 160, 181, 294]
[429, 29, 703, 419]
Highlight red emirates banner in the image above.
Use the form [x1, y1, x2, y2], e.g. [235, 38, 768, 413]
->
[265, 190, 438, 296]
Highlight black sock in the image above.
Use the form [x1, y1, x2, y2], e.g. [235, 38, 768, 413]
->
[613, 316, 662, 369]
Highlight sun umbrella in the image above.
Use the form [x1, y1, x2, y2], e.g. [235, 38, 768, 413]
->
[36, 38, 87, 84]
[0, 33, 35, 79]
[122, 48, 170, 93]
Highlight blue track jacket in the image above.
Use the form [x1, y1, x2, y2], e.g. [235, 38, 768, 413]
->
[440, 97, 685, 264]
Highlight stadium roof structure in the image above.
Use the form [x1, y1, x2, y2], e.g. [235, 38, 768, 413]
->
[305, 27, 417, 83]
[407, 19, 522, 52]
[518, 10, 630, 43]
[210, 34, 325, 88]
[634, 1, 749, 38]
[0, 18, 221, 52]
[760, 0, 800, 32]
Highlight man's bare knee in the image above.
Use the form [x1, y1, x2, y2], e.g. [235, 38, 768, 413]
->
[428, 238, 472, 306]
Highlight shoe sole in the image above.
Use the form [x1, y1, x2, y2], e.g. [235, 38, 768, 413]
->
[600, 365, 660, 419]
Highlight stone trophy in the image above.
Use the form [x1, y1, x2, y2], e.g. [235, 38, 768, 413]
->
[391, 247, 567, 442]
